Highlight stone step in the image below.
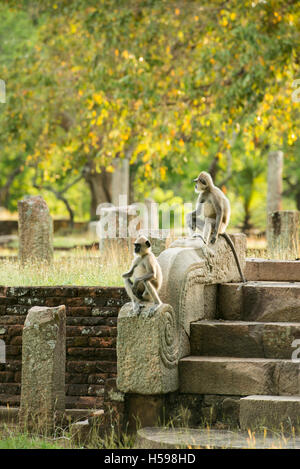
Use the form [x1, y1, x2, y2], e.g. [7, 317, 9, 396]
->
[239, 395, 300, 432]
[218, 281, 300, 322]
[135, 427, 300, 449]
[245, 259, 300, 282]
[179, 357, 300, 396]
[190, 320, 300, 359]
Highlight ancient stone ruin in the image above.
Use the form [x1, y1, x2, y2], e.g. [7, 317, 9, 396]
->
[18, 195, 53, 265]
[117, 232, 300, 447]
[117, 233, 247, 396]
[19, 305, 66, 432]
[267, 210, 299, 260]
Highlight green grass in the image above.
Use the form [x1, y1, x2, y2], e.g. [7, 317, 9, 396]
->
[0, 233, 297, 287]
[0, 246, 131, 287]
[1, 409, 299, 449]
[0, 434, 66, 449]
[0, 419, 135, 449]
[5, 233, 98, 251]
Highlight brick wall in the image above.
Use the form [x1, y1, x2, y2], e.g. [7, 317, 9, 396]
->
[0, 286, 129, 410]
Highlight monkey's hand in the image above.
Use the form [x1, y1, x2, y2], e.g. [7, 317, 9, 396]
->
[122, 272, 131, 279]
[210, 234, 217, 244]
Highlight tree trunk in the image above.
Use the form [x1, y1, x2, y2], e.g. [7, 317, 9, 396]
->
[0, 167, 22, 207]
[295, 191, 300, 211]
[208, 155, 220, 181]
[85, 169, 113, 220]
[241, 199, 253, 234]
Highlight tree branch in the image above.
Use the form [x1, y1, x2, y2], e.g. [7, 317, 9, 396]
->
[32, 170, 85, 228]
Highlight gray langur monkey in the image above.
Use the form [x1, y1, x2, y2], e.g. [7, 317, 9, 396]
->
[122, 235, 163, 314]
[186, 171, 246, 283]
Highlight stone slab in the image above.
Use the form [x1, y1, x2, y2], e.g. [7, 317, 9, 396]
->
[245, 258, 300, 282]
[179, 357, 300, 396]
[217, 283, 243, 320]
[135, 427, 300, 449]
[117, 302, 179, 395]
[240, 395, 300, 432]
[190, 320, 300, 358]
[218, 281, 300, 322]
[243, 282, 300, 322]
[18, 195, 53, 264]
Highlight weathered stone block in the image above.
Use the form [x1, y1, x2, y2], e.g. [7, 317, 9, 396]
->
[19, 305, 66, 432]
[190, 320, 300, 359]
[18, 195, 53, 265]
[117, 303, 179, 394]
[243, 282, 300, 322]
[240, 395, 300, 432]
[217, 283, 243, 320]
[267, 210, 299, 260]
[179, 357, 300, 396]
[245, 259, 300, 282]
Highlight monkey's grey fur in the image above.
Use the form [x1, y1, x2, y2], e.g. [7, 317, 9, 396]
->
[186, 171, 246, 283]
[122, 235, 163, 315]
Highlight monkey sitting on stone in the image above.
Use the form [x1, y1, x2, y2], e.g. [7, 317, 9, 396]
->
[186, 171, 246, 283]
[122, 235, 163, 315]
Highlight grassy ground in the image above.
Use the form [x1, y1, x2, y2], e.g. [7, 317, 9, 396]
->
[6, 234, 98, 251]
[0, 417, 299, 449]
[0, 433, 68, 449]
[1, 232, 297, 287]
[0, 421, 135, 449]
[0, 233, 282, 288]
[0, 245, 130, 286]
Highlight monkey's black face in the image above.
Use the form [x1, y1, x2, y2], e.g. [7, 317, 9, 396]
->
[194, 176, 207, 193]
[193, 177, 206, 188]
[134, 243, 141, 254]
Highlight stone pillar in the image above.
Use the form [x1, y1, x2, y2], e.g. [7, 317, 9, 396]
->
[18, 195, 53, 265]
[19, 305, 66, 432]
[112, 158, 130, 206]
[267, 151, 283, 215]
[267, 211, 299, 260]
[117, 303, 179, 395]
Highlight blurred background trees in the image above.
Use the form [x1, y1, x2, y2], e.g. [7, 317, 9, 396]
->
[0, 0, 299, 232]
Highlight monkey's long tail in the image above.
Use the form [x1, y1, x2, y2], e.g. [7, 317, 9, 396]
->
[220, 233, 247, 283]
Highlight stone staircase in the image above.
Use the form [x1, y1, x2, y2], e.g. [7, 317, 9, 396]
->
[180, 281, 300, 432]
[136, 278, 300, 448]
